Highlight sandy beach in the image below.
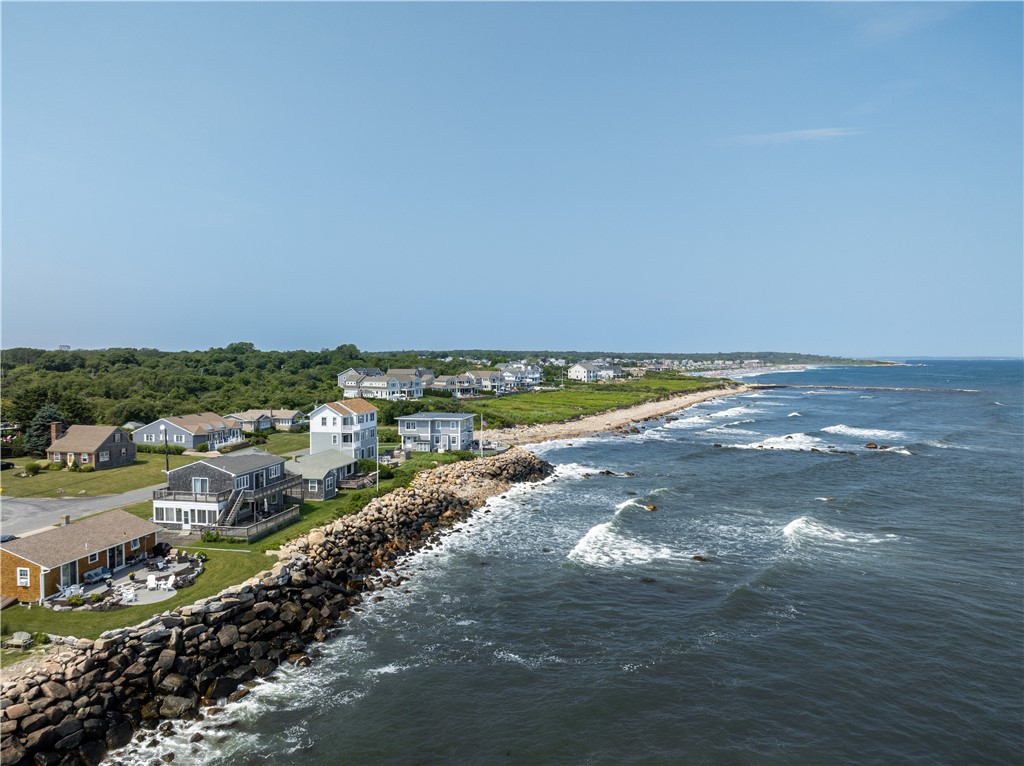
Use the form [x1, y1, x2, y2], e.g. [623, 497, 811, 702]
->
[484, 384, 752, 446]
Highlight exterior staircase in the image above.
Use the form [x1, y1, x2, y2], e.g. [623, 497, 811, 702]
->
[217, 489, 246, 526]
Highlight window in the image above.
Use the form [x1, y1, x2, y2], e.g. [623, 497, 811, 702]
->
[343, 434, 353, 443]
[114, 432, 122, 442]
[99, 451, 110, 462]
[154, 507, 165, 521]
[234, 476, 250, 490]
[326, 476, 335, 490]
[405, 422, 417, 430]
[88, 552, 99, 564]
[269, 493, 278, 504]
[52, 453, 61, 462]
[344, 417, 354, 426]
[332, 417, 338, 426]
[80, 453, 90, 464]
[130, 538, 140, 550]
[175, 508, 182, 522]
[270, 465, 281, 478]
[308, 480, 318, 492]
[321, 417, 327, 426]
[174, 434, 185, 443]
[332, 435, 338, 445]
[145, 433, 155, 442]
[16, 568, 29, 587]
[192, 477, 209, 493]
[121, 448, 127, 456]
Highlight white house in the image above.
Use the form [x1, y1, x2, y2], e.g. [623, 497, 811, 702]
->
[567, 363, 598, 382]
[396, 413, 475, 452]
[468, 370, 506, 394]
[496, 362, 543, 388]
[430, 374, 479, 398]
[308, 399, 379, 460]
[339, 371, 423, 400]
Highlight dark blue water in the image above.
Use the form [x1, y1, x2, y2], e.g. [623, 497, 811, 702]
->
[116, 361, 1024, 765]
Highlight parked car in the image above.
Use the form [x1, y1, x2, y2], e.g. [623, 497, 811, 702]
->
[0, 461, 14, 471]
[0, 534, 18, 543]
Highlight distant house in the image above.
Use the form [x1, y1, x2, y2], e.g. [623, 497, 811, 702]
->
[397, 413, 475, 452]
[337, 367, 383, 393]
[468, 370, 506, 394]
[0, 510, 162, 603]
[46, 424, 136, 469]
[338, 371, 424, 400]
[308, 399, 379, 460]
[430, 374, 480, 398]
[496, 362, 543, 388]
[226, 409, 306, 432]
[132, 413, 244, 451]
[567, 363, 598, 382]
[152, 452, 302, 532]
[289, 450, 358, 501]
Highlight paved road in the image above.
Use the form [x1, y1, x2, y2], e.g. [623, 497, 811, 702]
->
[0, 484, 163, 538]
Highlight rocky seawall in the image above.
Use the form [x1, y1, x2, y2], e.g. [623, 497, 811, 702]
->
[0, 448, 553, 766]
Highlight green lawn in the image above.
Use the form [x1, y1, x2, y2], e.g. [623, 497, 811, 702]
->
[0, 548, 272, 642]
[459, 377, 727, 428]
[258, 431, 311, 456]
[0, 452, 203, 498]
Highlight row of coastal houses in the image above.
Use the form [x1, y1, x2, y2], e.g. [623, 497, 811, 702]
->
[338, 364, 544, 400]
[1, 396, 481, 602]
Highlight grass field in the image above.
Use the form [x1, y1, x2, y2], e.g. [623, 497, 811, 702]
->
[0, 452, 202, 498]
[459, 377, 726, 427]
[256, 431, 310, 456]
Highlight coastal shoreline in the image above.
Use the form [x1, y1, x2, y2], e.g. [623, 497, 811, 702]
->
[485, 384, 753, 446]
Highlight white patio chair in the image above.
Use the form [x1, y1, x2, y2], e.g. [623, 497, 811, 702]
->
[146, 574, 158, 591]
[160, 575, 176, 591]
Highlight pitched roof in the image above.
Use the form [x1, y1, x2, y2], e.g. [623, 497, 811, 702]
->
[226, 409, 302, 422]
[325, 399, 378, 416]
[170, 452, 284, 477]
[162, 413, 234, 435]
[289, 451, 357, 479]
[47, 425, 124, 453]
[396, 412, 475, 421]
[0, 510, 162, 569]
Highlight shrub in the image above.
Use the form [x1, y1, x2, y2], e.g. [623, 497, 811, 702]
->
[33, 632, 50, 645]
[136, 443, 186, 455]
[89, 593, 103, 604]
[23, 461, 41, 476]
[46, 462, 64, 471]
[67, 594, 84, 607]
[195, 443, 209, 453]
[80, 465, 95, 473]
[200, 530, 245, 544]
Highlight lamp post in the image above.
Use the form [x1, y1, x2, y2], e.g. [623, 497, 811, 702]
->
[159, 424, 169, 475]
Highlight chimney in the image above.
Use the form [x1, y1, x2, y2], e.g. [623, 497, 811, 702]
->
[50, 421, 63, 446]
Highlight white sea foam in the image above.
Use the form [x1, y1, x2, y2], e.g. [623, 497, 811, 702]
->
[787, 412, 801, 417]
[783, 516, 895, 548]
[567, 521, 678, 568]
[821, 424, 908, 441]
[731, 433, 827, 451]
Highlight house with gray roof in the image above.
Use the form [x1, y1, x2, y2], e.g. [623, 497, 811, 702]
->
[152, 452, 302, 533]
[226, 409, 306, 432]
[289, 451, 358, 500]
[132, 413, 244, 451]
[397, 413, 475, 452]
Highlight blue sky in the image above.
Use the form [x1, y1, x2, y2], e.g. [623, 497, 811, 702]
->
[3, 2, 1021, 358]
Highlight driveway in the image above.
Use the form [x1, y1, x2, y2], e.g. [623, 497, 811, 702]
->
[0, 484, 163, 538]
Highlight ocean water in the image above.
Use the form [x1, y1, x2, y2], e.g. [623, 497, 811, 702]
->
[114, 361, 1023, 766]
